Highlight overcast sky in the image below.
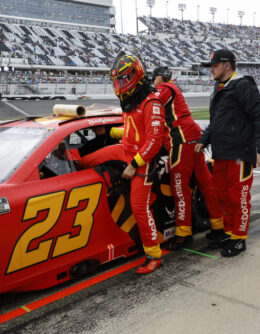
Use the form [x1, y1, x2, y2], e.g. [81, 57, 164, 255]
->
[112, 0, 260, 34]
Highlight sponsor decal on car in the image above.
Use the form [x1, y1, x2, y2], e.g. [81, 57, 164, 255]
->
[165, 206, 175, 219]
[164, 227, 175, 240]
[0, 197, 10, 214]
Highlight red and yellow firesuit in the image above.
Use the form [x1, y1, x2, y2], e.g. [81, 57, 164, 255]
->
[78, 93, 165, 258]
[155, 82, 223, 236]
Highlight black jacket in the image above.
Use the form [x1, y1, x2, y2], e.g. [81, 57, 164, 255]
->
[199, 74, 260, 165]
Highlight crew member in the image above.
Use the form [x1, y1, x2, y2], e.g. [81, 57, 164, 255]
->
[153, 66, 223, 250]
[78, 51, 165, 274]
[195, 49, 260, 256]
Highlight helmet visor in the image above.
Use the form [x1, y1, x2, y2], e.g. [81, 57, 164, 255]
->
[111, 74, 134, 92]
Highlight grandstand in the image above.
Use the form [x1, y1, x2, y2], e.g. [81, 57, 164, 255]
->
[0, 2, 259, 97]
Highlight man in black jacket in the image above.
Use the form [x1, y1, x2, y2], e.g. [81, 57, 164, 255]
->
[195, 49, 260, 257]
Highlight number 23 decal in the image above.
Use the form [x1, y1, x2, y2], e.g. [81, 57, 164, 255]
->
[6, 183, 102, 274]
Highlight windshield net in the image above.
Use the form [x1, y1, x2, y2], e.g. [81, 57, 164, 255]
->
[0, 126, 53, 183]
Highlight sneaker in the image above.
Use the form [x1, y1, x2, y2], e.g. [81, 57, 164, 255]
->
[221, 239, 246, 257]
[165, 235, 193, 251]
[136, 256, 163, 275]
[206, 228, 225, 240]
[207, 232, 231, 249]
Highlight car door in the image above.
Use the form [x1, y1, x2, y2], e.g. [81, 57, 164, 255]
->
[0, 129, 135, 293]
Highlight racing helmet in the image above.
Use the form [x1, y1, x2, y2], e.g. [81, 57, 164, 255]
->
[110, 51, 146, 101]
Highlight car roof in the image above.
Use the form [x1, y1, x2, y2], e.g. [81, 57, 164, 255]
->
[0, 104, 123, 130]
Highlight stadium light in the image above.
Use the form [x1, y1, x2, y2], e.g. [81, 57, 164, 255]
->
[166, 0, 169, 18]
[209, 7, 217, 24]
[178, 3, 186, 21]
[147, 0, 156, 17]
[238, 11, 245, 25]
[226, 8, 229, 24]
[197, 5, 200, 21]
[253, 12, 256, 26]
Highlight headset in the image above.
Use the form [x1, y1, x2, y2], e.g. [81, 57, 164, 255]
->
[161, 67, 172, 82]
[153, 66, 172, 82]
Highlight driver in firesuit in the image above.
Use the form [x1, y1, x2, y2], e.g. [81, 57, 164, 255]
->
[77, 51, 165, 274]
[153, 66, 224, 250]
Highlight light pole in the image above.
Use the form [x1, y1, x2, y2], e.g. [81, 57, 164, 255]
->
[178, 3, 186, 21]
[147, 0, 155, 17]
[253, 11, 256, 26]
[238, 11, 245, 25]
[226, 8, 229, 24]
[210, 7, 217, 24]
[166, 0, 169, 18]
[197, 5, 200, 22]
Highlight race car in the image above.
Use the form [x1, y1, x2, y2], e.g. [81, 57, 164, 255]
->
[0, 104, 209, 293]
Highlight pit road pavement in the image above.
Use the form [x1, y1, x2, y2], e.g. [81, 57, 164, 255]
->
[1, 97, 260, 334]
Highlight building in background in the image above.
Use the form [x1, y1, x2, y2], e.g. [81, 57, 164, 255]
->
[0, 0, 115, 33]
[0, 1, 259, 97]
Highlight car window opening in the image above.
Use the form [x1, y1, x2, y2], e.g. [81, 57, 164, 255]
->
[38, 124, 121, 180]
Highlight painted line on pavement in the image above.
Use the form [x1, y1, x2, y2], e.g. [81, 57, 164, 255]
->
[183, 248, 219, 259]
[3, 101, 29, 116]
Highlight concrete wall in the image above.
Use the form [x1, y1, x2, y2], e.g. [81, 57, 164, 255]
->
[2, 83, 260, 97]
[4, 83, 209, 96]
[5, 83, 115, 96]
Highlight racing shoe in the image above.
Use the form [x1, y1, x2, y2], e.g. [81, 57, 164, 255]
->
[165, 235, 193, 251]
[206, 228, 225, 240]
[221, 239, 246, 257]
[207, 231, 231, 249]
[136, 256, 163, 275]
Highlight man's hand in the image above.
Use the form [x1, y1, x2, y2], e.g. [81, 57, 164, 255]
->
[257, 153, 260, 167]
[195, 143, 204, 152]
[122, 164, 136, 179]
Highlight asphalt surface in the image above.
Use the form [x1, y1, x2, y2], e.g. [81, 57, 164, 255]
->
[1, 97, 260, 334]
[0, 96, 210, 120]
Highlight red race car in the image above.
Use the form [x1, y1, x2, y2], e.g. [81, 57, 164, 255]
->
[0, 104, 209, 293]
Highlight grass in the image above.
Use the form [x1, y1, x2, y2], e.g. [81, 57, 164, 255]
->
[190, 108, 210, 120]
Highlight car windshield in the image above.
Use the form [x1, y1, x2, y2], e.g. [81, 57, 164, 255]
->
[0, 126, 53, 182]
